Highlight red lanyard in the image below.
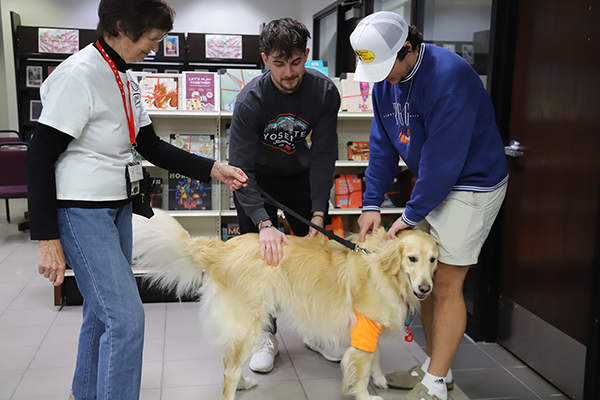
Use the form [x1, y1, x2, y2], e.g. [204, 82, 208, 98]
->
[96, 40, 136, 145]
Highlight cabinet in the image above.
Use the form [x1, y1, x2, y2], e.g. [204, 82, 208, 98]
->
[144, 110, 407, 238]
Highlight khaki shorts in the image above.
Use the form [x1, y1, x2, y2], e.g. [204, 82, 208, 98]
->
[415, 183, 507, 266]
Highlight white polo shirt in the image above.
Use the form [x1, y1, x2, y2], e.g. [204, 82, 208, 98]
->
[38, 44, 152, 201]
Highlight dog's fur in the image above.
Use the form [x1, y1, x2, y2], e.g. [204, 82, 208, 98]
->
[132, 209, 438, 400]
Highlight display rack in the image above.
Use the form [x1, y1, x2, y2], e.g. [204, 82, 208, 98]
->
[11, 21, 261, 142]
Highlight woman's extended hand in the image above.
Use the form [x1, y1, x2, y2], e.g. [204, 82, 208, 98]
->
[210, 162, 248, 191]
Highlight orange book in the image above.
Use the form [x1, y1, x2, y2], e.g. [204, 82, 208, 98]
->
[335, 175, 363, 209]
[347, 141, 369, 161]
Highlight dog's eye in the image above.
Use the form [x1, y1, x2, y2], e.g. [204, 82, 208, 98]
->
[430, 257, 436, 263]
[409, 256, 417, 263]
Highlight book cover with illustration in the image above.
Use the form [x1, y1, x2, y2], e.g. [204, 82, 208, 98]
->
[170, 134, 215, 159]
[136, 73, 181, 110]
[222, 222, 240, 241]
[150, 177, 163, 209]
[220, 69, 263, 111]
[182, 71, 219, 111]
[340, 72, 373, 113]
[347, 141, 370, 161]
[305, 60, 329, 77]
[168, 172, 212, 210]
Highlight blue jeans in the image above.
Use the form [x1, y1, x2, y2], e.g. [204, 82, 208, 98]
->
[58, 204, 144, 400]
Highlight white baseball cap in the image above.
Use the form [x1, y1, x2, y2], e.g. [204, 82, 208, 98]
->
[350, 11, 409, 82]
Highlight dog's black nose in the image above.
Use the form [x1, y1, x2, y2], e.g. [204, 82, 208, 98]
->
[419, 284, 431, 294]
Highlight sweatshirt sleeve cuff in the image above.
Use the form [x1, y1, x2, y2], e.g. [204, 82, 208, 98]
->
[311, 198, 329, 214]
[401, 212, 420, 226]
[362, 205, 381, 213]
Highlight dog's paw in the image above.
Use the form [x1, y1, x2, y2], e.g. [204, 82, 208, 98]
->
[372, 374, 388, 389]
[236, 376, 258, 390]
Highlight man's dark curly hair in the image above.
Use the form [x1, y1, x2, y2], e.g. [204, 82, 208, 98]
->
[97, 0, 175, 42]
[397, 26, 424, 61]
[259, 17, 311, 59]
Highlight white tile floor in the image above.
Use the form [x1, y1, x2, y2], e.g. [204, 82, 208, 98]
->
[0, 199, 568, 400]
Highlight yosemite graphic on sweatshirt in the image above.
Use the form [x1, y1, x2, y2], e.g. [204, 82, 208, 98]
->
[262, 114, 309, 154]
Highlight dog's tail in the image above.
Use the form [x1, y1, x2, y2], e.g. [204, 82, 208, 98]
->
[132, 208, 211, 298]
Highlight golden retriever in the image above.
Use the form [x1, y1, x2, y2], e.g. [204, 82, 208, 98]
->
[132, 209, 438, 400]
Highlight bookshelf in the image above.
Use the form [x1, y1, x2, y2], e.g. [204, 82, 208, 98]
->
[145, 110, 408, 238]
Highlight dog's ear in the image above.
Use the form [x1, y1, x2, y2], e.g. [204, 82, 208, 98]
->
[377, 238, 404, 276]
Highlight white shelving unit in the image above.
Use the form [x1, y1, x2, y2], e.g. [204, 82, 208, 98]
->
[145, 110, 407, 237]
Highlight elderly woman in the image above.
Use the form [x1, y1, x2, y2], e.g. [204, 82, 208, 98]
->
[25, 1, 246, 399]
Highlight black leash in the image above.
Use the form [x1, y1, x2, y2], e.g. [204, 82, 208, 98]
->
[240, 180, 374, 255]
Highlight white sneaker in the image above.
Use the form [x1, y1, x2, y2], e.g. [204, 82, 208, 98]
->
[249, 332, 279, 373]
[303, 337, 346, 362]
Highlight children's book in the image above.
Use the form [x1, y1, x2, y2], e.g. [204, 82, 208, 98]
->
[168, 172, 212, 210]
[182, 71, 219, 111]
[347, 141, 369, 161]
[219, 69, 262, 111]
[340, 72, 373, 113]
[170, 134, 215, 159]
[136, 73, 181, 110]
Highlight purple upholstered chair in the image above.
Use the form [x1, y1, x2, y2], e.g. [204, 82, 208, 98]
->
[0, 133, 29, 228]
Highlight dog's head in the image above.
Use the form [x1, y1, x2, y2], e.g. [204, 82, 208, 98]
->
[371, 228, 439, 301]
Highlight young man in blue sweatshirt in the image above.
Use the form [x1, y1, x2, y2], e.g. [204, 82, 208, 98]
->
[350, 12, 508, 400]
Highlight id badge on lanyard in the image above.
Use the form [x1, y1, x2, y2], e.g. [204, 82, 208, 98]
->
[96, 40, 143, 197]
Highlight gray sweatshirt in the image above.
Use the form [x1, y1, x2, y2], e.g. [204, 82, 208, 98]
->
[228, 68, 340, 225]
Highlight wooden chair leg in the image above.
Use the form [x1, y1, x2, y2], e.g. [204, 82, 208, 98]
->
[18, 210, 29, 231]
[54, 284, 63, 306]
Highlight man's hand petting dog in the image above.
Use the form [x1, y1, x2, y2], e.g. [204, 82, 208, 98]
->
[259, 225, 289, 266]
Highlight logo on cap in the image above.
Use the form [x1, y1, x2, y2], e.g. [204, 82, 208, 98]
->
[356, 50, 375, 63]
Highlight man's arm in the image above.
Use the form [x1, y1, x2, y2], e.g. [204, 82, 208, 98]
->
[308, 84, 340, 216]
[228, 102, 270, 225]
[359, 85, 401, 239]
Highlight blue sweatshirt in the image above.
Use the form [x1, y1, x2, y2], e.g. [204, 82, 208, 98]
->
[364, 44, 508, 225]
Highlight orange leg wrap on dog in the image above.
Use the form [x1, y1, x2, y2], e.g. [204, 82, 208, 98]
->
[350, 311, 383, 353]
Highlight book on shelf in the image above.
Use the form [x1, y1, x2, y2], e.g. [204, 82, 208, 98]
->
[168, 172, 212, 210]
[222, 222, 240, 241]
[170, 134, 215, 159]
[305, 60, 329, 77]
[225, 124, 231, 161]
[334, 174, 363, 209]
[229, 189, 235, 210]
[347, 141, 369, 161]
[340, 72, 373, 113]
[182, 71, 219, 111]
[150, 177, 163, 209]
[136, 73, 181, 110]
[219, 69, 263, 111]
